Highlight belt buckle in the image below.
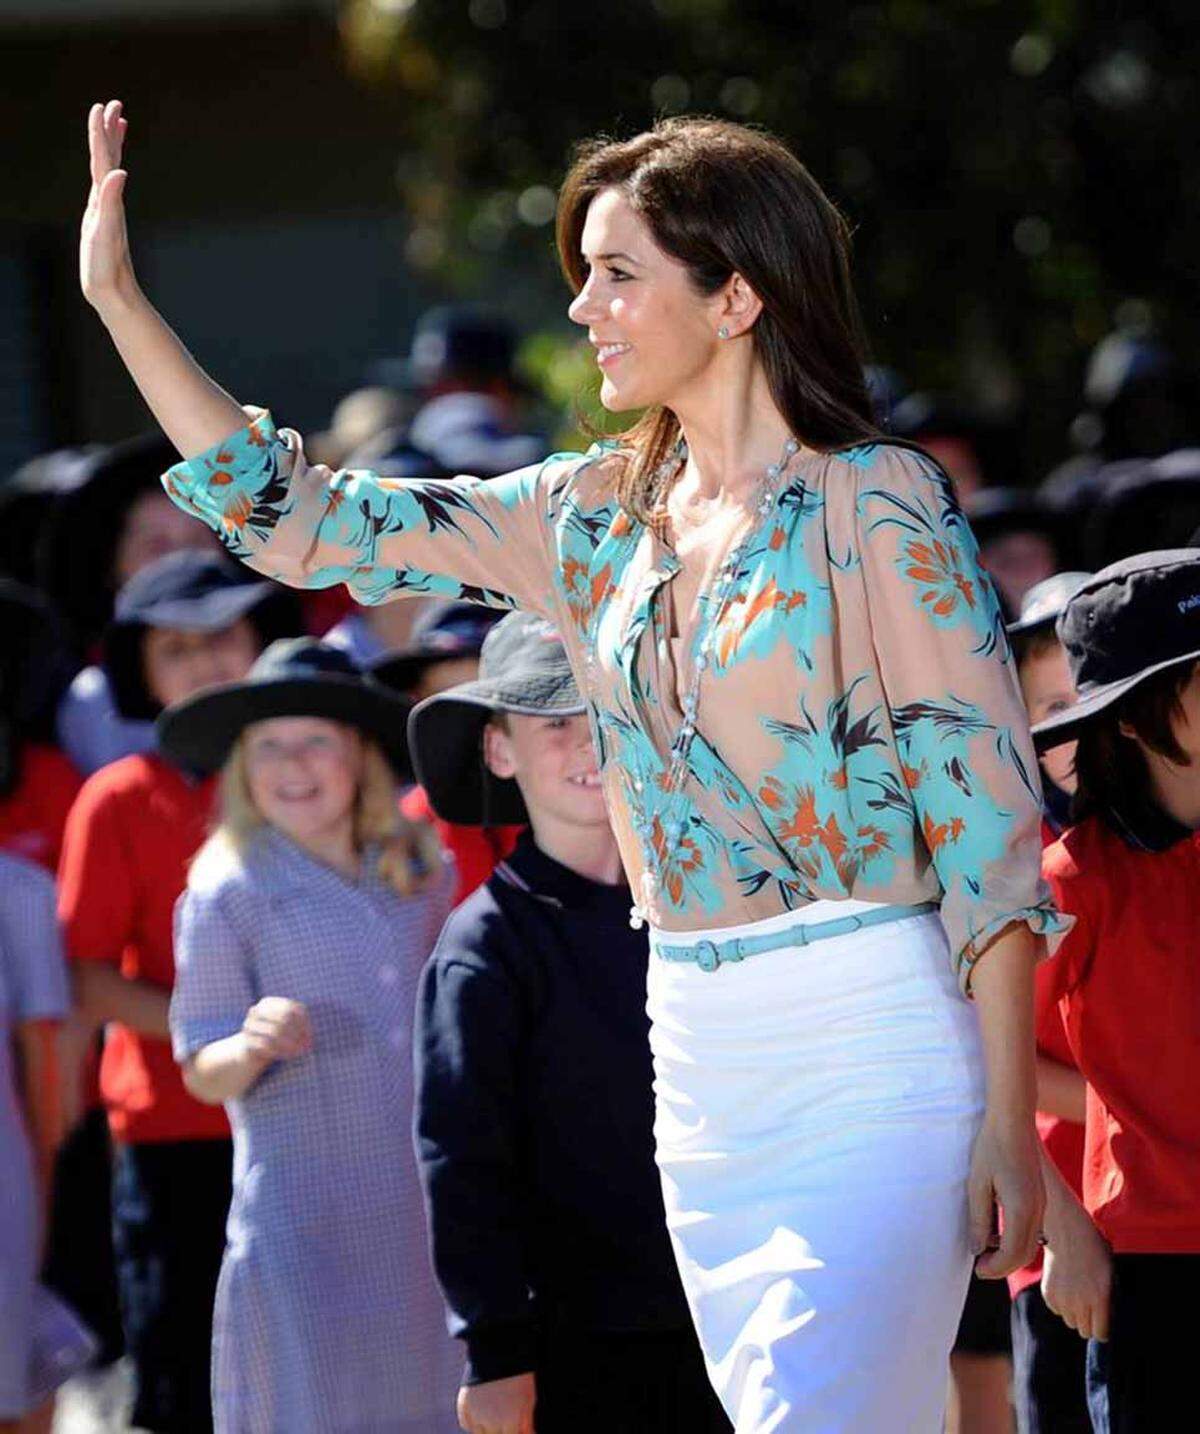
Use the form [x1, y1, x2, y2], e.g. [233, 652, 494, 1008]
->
[694, 939, 721, 973]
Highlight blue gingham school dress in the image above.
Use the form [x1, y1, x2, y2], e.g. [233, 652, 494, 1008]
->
[170, 829, 460, 1434]
[0, 853, 86, 1418]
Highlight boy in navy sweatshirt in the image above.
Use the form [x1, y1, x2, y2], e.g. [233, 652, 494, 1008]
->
[410, 612, 727, 1434]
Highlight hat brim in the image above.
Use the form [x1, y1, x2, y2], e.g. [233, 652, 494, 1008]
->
[157, 674, 412, 777]
[110, 579, 278, 635]
[1032, 646, 1200, 752]
[408, 672, 585, 825]
[104, 585, 301, 723]
[371, 648, 471, 694]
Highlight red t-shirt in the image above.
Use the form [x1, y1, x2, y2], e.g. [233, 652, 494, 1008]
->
[58, 753, 229, 1145]
[1039, 816, 1200, 1254]
[1009, 817, 1088, 1299]
[401, 784, 523, 905]
[0, 743, 82, 873]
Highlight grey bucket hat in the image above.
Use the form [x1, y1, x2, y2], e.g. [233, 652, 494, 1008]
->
[407, 611, 585, 825]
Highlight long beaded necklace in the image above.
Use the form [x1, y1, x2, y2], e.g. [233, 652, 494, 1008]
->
[581, 431, 800, 930]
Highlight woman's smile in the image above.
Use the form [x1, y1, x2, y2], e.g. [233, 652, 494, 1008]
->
[595, 341, 633, 369]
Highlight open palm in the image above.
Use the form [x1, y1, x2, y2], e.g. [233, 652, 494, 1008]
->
[80, 100, 134, 305]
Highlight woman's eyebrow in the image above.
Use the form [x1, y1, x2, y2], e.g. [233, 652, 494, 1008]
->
[582, 249, 644, 266]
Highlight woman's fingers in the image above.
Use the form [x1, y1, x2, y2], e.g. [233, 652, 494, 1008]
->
[977, 1210, 1036, 1278]
[87, 100, 125, 188]
[966, 1175, 995, 1261]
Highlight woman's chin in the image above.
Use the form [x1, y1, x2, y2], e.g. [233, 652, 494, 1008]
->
[598, 377, 644, 414]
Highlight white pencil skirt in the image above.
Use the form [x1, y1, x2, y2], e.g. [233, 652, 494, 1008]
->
[647, 905, 986, 1434]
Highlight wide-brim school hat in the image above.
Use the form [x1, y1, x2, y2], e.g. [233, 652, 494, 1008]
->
[407, 611, 585, 826]
[1032, 549, 1200, 752]
[157, 637, 412, 778]
[36, 430, 182, 649]
[104, 550, 302, 722]
[1006, 571, 1093, 639]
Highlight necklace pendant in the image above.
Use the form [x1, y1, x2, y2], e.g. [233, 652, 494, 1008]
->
[628, 904, 646, 931]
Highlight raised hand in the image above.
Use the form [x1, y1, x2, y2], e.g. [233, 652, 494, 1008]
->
[80, 100, 135, 309]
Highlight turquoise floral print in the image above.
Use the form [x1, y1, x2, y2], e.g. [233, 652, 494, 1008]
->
[162, 412, 1071, 991]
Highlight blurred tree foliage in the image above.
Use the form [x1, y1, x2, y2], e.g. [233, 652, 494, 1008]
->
[340, 0, 1200, 478]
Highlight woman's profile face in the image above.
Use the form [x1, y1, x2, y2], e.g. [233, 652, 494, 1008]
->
[567, 187, 723, 414]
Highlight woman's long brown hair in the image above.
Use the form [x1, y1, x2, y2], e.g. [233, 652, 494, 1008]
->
[556, 117, 881, 524]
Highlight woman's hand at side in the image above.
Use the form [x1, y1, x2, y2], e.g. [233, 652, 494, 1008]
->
[80, 100, 135, 311]
[967, 1110, 1044, 1278]
[966, 922, 1046, 1278]
[182, 998, 313, 1105]
[457, 1373, 536, 1434]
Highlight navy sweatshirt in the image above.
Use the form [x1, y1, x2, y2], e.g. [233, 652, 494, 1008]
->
[414, 833, 693, 1385]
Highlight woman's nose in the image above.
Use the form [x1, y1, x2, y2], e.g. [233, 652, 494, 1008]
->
[568, 283, 597, 326]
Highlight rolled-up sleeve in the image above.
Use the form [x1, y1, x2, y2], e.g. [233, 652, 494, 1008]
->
[161, 409, 573, 618]
[170, 884, 257, 1064]
[856, 446, 1072, 992]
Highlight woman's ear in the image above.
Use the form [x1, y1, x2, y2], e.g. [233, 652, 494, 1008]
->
[482, 720, 516, 780]
[717, 271, 764, 338]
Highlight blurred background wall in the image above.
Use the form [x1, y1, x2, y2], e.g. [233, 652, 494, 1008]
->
[4, 0, 1200, 487]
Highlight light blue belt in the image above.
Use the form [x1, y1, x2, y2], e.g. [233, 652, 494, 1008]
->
[653, 901, 939, 973]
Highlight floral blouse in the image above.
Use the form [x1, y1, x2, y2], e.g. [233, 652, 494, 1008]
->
[163, 411, 1069, 992]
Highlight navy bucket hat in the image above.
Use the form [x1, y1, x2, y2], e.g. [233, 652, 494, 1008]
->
[103, 550, 302, 721]
[1032, 549, 1200, 752]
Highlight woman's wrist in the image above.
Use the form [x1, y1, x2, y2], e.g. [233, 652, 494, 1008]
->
[92, 270, 145, 325]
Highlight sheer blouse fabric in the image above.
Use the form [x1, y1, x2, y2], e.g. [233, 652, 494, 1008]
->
[162, 411, 1070, 992]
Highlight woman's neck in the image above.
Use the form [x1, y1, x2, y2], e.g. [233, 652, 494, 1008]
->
[528, 814, 625, 885]
[672, 352, 798, 501]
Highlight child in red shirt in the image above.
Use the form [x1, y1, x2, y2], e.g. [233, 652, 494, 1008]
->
[59, 551, 296, 1434]
[1032, 550, 1200, 1432]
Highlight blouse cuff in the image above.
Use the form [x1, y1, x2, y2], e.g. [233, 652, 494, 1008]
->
[160, 407, 281, 535]
[956, 901, 1075, 997]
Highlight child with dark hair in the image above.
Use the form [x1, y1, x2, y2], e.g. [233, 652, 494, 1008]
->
[1003, 574, 1094, 1434]
[410, 613, 728, 1434]
[1032, 551, 1200, 1432]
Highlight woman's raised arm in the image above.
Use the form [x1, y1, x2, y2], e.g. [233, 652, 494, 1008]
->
[80, 100, 253, 458]
[79, 102, 592, 619]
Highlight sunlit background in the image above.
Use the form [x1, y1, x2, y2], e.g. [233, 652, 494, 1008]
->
[3, 0, 1199, 482]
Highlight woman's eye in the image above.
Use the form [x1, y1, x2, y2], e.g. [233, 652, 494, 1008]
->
[606, 266, 632, 282]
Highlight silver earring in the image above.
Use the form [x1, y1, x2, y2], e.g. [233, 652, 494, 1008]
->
[717, 325, 730, 339]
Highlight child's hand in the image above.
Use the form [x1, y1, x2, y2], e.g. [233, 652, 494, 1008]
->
[80, 100, 135, 309]
[1041, 1198, 1112, 1341]
[456, 1372, 536, 1434]
[241, 997, 314, 1064]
